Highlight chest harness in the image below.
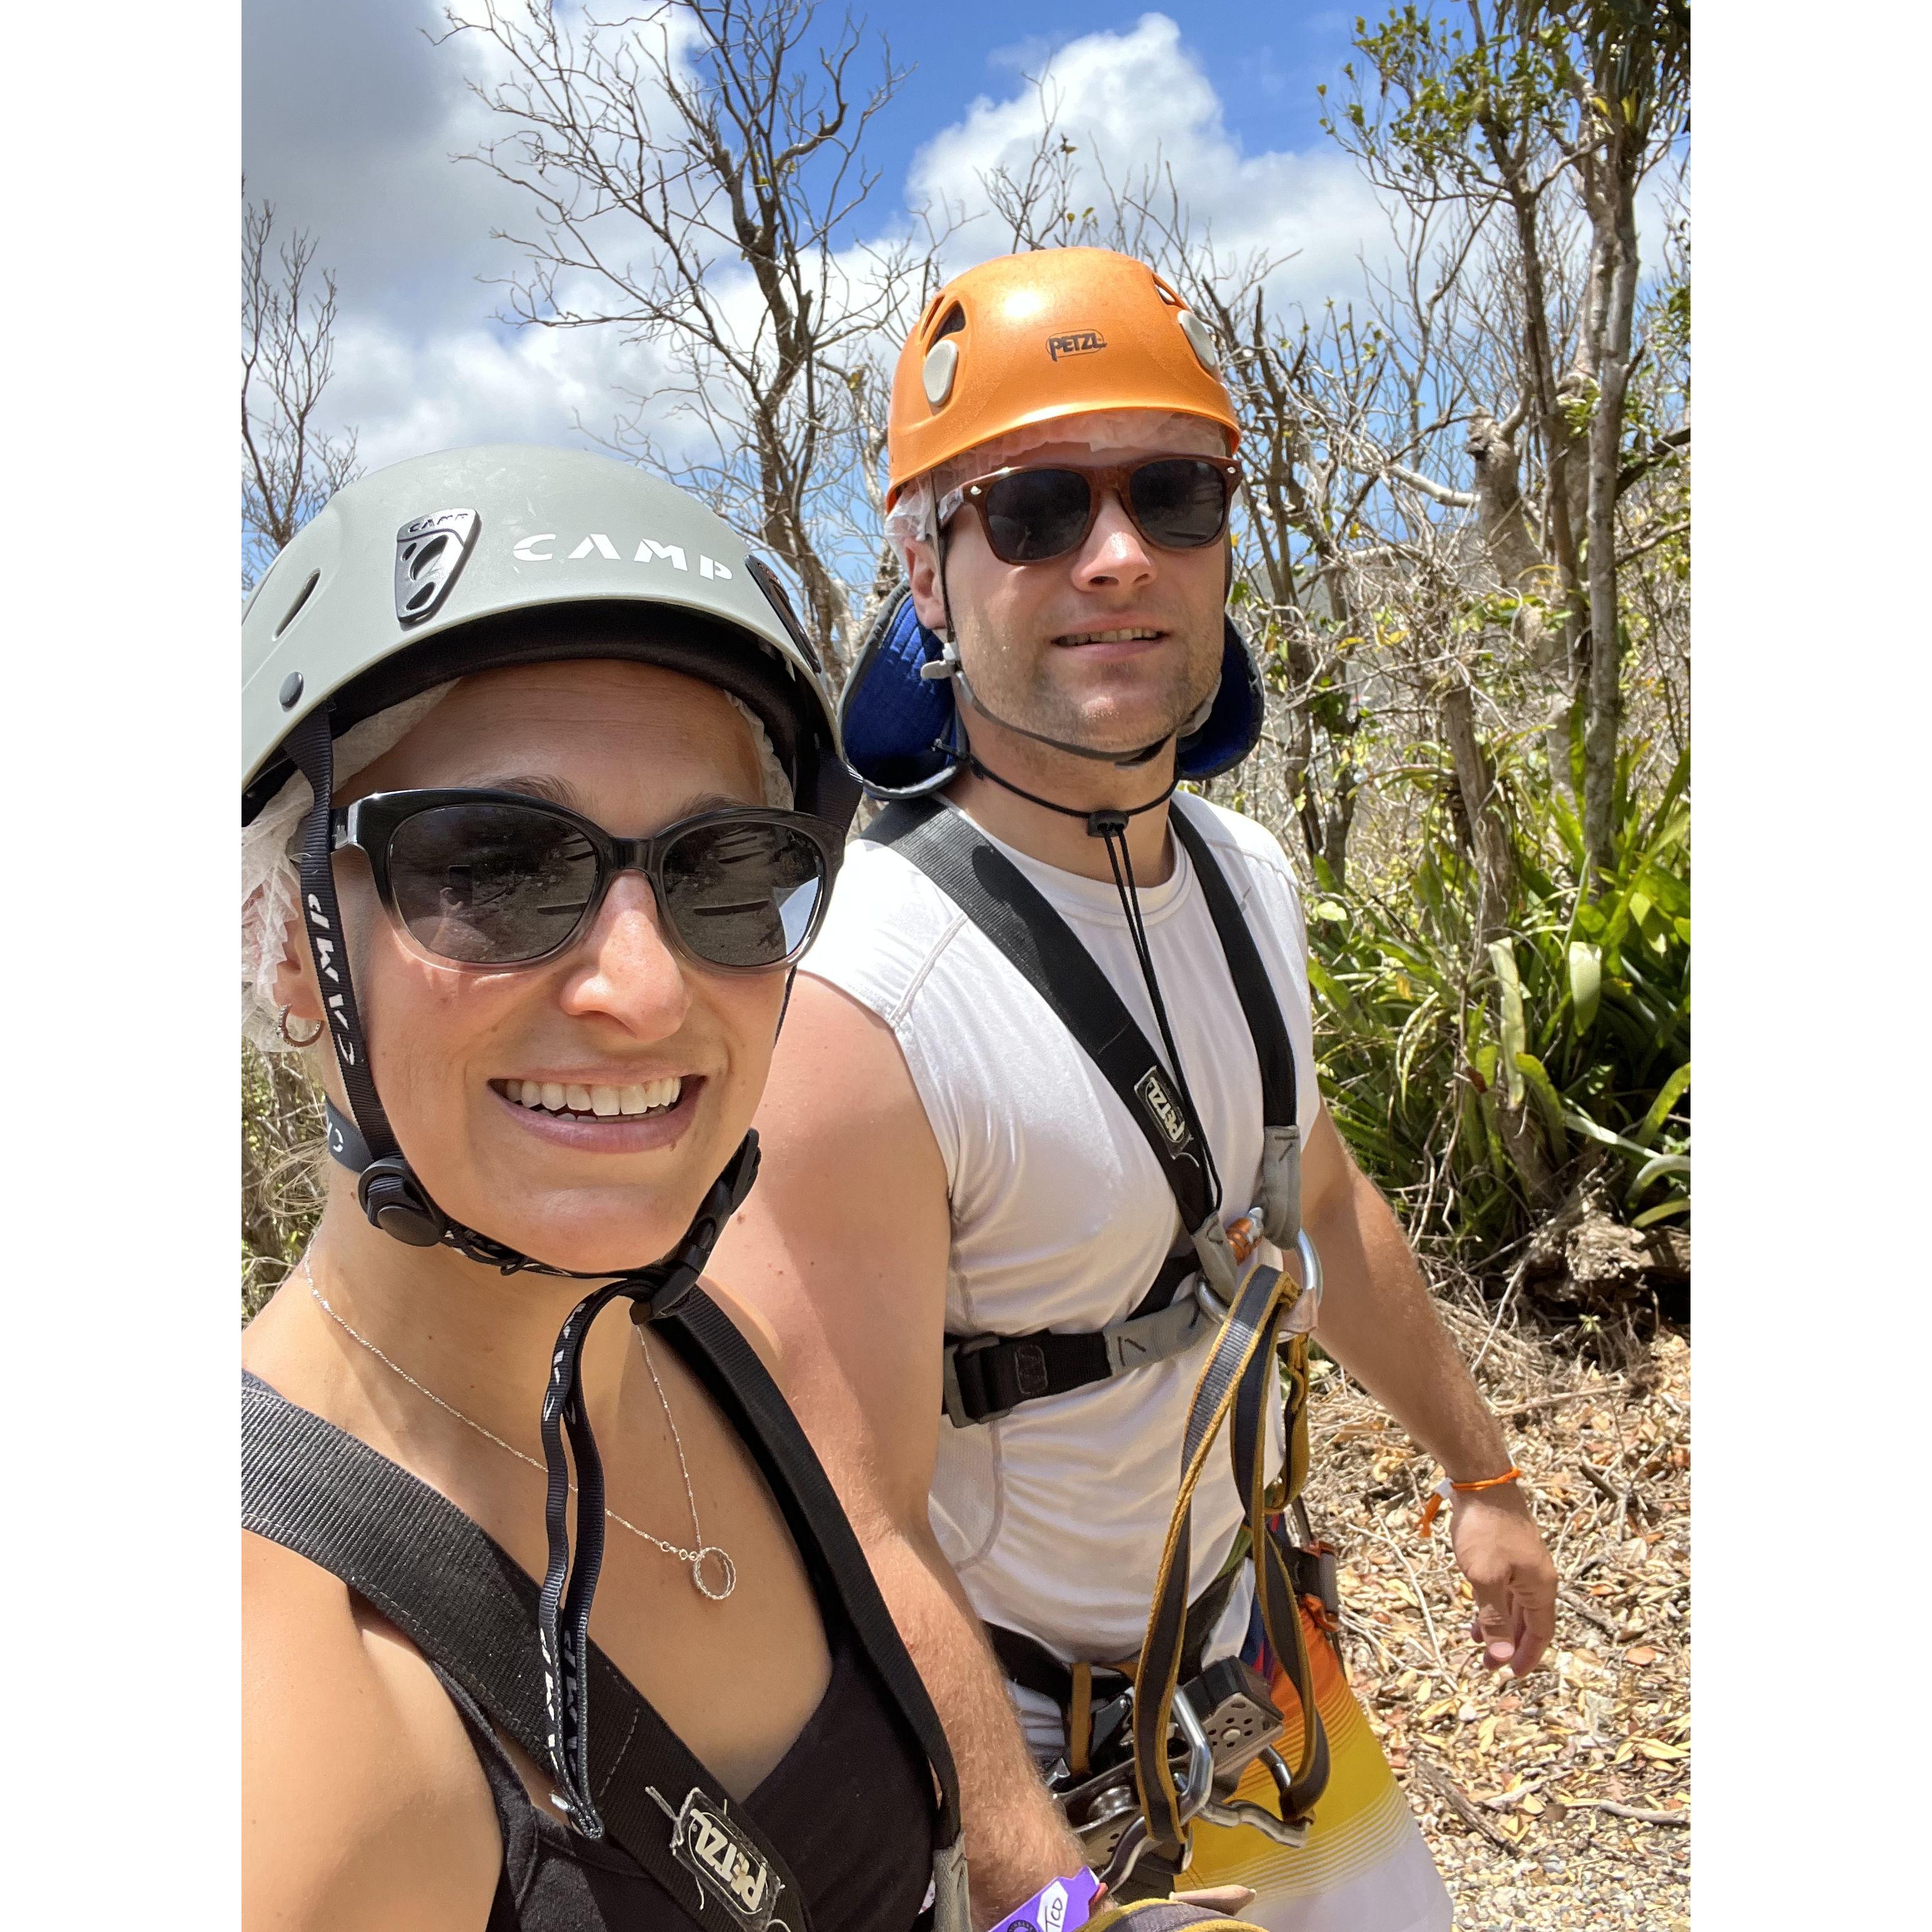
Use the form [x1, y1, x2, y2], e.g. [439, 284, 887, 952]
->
[243, 1287, 949, 1932]
[861, 793, 1338, 1893]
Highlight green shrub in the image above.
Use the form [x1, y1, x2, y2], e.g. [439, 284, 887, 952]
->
[1307, 738, 1689, 1266]
[242, 1042, 326, 1322]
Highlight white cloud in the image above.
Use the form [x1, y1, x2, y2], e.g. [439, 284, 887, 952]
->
[906, 13, 1387, 306]
[246, 8, 1537, 501]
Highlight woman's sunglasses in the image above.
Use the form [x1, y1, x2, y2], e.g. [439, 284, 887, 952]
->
[936, 455, 1241, 566]
[328, 790, 843, 973]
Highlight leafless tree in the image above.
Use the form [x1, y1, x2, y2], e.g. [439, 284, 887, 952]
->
[445, 0, 943, 678]
[241, 191, 360, 1305]
[1328, 0, 1689, 882]
[242, 195, 360, 591]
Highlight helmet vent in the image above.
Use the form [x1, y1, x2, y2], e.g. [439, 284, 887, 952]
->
[273, 571, 321, 640]
[933, 302, 966, 340]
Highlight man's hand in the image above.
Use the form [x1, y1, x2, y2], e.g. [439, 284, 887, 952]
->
[1301, 1105, 1561, 1679]
[1450, 1483, 1558, 1676]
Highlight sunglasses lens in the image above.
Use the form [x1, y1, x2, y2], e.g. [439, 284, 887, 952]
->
[980, 469, 1094, 563]
[659, 820, 828, 969]
[387, 803, 598, 964]
[1129, 459, 1231, 548]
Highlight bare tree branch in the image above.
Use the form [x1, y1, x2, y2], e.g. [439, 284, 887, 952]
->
[242, 193, 360, 590]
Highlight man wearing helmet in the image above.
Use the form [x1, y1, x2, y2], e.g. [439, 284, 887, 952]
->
[717, 252, 1557, 1931]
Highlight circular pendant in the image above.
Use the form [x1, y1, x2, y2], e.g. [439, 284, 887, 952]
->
[692, 1545, 737, 1600]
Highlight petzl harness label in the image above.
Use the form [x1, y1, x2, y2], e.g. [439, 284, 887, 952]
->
[651, 1786, 786, 1929]
[1135, 1067, 1191, 1149]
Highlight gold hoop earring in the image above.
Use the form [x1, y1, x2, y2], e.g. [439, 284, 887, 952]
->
[278, 1006, 325, 1048]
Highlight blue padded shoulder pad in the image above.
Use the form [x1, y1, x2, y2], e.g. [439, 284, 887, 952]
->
[838, 588, 967, 798]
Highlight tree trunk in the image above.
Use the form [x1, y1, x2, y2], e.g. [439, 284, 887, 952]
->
[1439, 678, 1515, 949]
[1580, 138, 1643, 883]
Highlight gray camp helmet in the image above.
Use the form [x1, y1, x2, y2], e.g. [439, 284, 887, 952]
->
[242, 443, 855, 830]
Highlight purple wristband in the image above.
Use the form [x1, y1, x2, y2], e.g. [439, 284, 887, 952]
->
[985, 1868, 1103, 1932]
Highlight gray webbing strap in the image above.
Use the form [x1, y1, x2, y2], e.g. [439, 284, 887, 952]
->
[940, 1295, 1211, 1429]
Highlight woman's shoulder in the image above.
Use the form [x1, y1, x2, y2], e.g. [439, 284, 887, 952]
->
[244, 1531, 503, 1930]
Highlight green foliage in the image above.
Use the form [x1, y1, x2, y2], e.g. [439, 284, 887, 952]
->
[1307, 734, 1689, 1263]
[242, 1042, 326, 1323]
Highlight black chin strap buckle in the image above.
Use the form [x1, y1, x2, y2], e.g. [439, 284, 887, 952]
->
[356, 1157, 449, 1248]
[1086, 808, 1130, 840]
[628, 1131, 763, 1325]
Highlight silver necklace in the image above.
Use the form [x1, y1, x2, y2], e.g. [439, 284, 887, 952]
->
[298, 1257, 736, 1600]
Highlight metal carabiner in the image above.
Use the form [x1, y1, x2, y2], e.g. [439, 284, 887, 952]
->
[1194, 1744, 1313, 1849]
[1281, 1228, 1323, 1335]
[1094, 1668, 1217, 1891]
[1194, 1228, 1323, 1330]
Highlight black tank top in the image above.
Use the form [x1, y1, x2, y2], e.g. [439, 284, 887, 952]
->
[243, 1286, 957, 1932]
[435, 1637, 935, 1932]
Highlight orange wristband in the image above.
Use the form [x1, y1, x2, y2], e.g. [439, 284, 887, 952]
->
[1418, 1465, 1523, 1537]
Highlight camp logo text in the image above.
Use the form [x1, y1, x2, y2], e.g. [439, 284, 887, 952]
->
[1046, 329, 1107, 361]
[512, 531, 736, 581]
[394, 508, 480, 626]
[1136, 1069, 1191, 1149]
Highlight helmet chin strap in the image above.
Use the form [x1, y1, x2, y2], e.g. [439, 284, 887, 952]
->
[285, 701, 761, 1844]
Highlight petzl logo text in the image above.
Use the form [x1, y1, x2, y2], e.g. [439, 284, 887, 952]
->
[1046, 329, 1107, 361]
[654, 1788, 786, 1932]
[1136, 1069, 1190, 1148]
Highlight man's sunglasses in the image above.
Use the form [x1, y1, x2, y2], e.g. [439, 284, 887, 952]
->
[329, 790, 843, 973]
[936, 455, 1241, 566]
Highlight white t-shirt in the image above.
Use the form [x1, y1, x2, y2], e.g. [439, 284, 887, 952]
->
[802, 791, 1320, 1747]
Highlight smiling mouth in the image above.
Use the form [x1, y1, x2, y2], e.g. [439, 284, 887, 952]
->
[493, 1076, 684, 1121]
[1054, 626, 1166, 646]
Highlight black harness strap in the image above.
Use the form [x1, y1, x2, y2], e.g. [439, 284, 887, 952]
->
[1166, 809, 1296, 1129]
[863, 796, 1297, 1424]
[243, 1283, 963, 1920]
[660, 1292, 963, 1853]
[242, 1368, 799, 1931]
[865, 797, 1216, 1236]
[984, 1564, 1241, 1716]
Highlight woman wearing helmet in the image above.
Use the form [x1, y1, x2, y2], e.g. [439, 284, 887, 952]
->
[240, 446, 966, 1932]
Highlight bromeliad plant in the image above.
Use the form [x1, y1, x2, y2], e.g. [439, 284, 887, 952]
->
[1307, 736, 1689, 1265]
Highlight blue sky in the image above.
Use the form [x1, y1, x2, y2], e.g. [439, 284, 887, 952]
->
[873, 6, 1360, 182]
[242, 3, 1387, 472]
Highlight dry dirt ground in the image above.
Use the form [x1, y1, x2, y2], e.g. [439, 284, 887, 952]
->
[1301, 1298, 1689, 1929]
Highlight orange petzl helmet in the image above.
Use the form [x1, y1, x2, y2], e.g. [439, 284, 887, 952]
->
[885, 248, 1241, 505]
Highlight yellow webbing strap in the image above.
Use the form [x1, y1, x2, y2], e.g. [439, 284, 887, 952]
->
[1247, 1327, 1328, 1819]
[1070, 1661, 1096, 1779]
[1129, 1255, 1291, 1857]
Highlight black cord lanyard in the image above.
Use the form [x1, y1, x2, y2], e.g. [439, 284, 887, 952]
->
[962, 753, 1223, 1216]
